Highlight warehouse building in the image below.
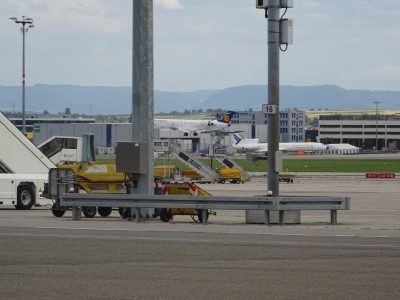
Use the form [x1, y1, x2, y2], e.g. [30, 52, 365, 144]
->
[318, 114, 400, 151]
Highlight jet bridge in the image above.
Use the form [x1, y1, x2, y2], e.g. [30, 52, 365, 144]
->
[0, 112, 55, 174]
[169, 144, 220, 182]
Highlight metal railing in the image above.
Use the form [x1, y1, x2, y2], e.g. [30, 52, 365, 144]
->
[60, 193, 350, 225]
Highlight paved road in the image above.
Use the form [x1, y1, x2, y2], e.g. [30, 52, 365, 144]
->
[0, 175, 399, 299]
[0, 224, 399, 300]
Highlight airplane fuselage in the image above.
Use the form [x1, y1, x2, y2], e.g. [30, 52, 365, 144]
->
[154, 119, 228, 135]
[232, 137, 327, 153]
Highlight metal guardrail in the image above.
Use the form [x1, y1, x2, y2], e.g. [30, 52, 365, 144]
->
[60, 193, 350, 225]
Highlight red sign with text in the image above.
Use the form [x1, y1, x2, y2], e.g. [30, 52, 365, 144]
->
[365, 173, 396, 179]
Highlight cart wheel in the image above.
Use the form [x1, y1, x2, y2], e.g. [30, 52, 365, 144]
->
[160, 208, 171, 222]
[51, 205, 66, 218]
[197, 209, 209, 223]
[119, 207, 129, 218]
[98, 207, 112, 217]
[82, 206, 97, 218]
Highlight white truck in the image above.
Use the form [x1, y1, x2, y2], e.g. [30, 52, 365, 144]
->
[0, 112, 56, 209]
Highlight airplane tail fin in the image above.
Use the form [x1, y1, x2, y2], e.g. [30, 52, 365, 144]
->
[232, 133, 243, 145]
[217, 111, 235, 124]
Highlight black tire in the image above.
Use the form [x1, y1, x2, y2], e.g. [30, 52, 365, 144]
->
[118, 207, 125, 217]
[197, 209, 209, 223]
[160, 208, 171, 222]
[119, 208, 134, 219]
[16, 186, 34, 210]
[52, 207, 66, 217]
[82, 206, 97, 218]
[98, 207, 112, 217]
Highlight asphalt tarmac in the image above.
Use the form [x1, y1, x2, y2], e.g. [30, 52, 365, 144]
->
[0, 175, 399, 299]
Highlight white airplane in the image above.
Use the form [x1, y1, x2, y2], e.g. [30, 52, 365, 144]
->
[232, 133, 327, 153]
[154, 111, 235, 136]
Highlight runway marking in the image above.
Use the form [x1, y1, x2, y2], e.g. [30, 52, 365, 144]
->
[0, 233, 399, 249]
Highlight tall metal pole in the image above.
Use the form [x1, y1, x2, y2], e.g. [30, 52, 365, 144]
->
[374, 101, 379, 151]
[22, 23, 26, 135]
[10, 16, 34, 135]
[132, 0, 154, 195]
[267, 0, 281, 196]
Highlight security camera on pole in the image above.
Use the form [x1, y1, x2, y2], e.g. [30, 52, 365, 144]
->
[257, 0, 293, 197]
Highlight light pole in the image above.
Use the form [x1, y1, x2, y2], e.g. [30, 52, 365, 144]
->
[9, 16, 34, 135]
[257, 0, 294, 196]
[374, 101, 380, 151]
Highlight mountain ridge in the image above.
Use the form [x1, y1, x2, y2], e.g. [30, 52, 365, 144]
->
[0, 84, 398, 114]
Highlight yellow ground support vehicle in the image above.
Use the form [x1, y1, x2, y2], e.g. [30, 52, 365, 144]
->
[55, 162, 214, 221]
[217, 168, 246, 184]
[154, 165, 178, 180]
[56, 162, 127, 217]
[181, 168, 202, 180]
[58, 162, 126, 194]
[158, 183, 215, 223]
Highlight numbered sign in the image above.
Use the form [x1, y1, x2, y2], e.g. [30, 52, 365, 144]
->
[262, 104, 277, 114]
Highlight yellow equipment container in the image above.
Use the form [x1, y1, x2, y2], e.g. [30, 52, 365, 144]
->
[159, 182, 215, 222]
[218, 168, 246, 184]
[154, 165, 178, 179]
[58, 162, 126, 193]
[181, 168, 202, 180]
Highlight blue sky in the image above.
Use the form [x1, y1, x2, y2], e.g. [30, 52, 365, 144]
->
[0, 0, 399, 91]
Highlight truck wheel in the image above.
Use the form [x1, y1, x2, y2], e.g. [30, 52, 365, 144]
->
[98, 207, 112, 217]
[119, 208, 132, 219]
[16, 186, 34, 210]
[82, 206, 97, 218]
[197, 209, 209, 223]
[52, 206, 66, 217]
[160, 208, 171, 222]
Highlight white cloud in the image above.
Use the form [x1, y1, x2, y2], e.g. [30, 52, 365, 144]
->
[155, 0, 183, 10]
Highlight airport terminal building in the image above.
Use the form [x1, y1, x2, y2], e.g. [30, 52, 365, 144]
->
[318, 114, 400, 151]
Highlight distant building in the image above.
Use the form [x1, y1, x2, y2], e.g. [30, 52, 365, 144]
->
[29, 109, 306, 155]
[218, 109, 305, 142]
[9, 115, 95, 133]
[305, 128, 319, 142]
[318, 114, 400, 150]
